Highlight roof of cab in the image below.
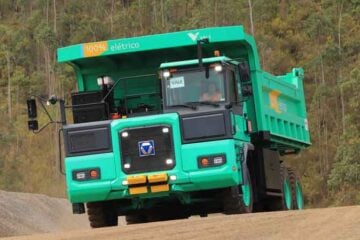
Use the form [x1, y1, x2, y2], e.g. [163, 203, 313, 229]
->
[159, 56, 231, 69]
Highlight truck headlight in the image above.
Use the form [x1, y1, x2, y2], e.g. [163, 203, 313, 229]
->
[198, 154, 226, 168]
[72, 168, 101, 181]
[163, 70, 171, 78]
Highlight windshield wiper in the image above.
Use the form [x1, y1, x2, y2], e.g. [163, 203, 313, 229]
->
[168, 103, 198, 110]
[187, 101, 220, 108]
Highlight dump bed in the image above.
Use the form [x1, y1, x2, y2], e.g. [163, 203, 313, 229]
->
[251, 68, 310, 150]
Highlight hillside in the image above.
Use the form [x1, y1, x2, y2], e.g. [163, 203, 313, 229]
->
[0, 191, 88, 238]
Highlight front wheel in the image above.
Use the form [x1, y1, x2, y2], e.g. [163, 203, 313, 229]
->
[222, 166, 254, 214]
[86, 202, 118, 228]
[240, 167, 254, 213]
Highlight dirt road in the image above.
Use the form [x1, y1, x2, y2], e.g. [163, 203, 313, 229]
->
[3, 205, 360, 240]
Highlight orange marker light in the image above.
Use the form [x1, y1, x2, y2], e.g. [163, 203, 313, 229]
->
[247, 120, 253, 133]
[111, 113, 121, 119]
[201, 158, 209, 166]
[90, 170, 99, 178]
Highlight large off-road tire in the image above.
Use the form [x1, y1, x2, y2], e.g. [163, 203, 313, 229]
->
[266, 164, 293, 211]
[86, 202, 118, 228]
[221, 164, 254, 215]
[222, 186, 245, 214]
[239, 167, 254, 213]
[287, 167, 304, 210]
[280, 164, 293, 210]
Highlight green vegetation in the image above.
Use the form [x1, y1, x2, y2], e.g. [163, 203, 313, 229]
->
[0, 0, 359, 206]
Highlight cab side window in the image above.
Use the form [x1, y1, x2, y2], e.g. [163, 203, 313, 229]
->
[227, 70, 239, 104]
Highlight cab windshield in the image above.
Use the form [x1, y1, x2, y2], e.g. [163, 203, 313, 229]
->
[164, 67, 226, 107]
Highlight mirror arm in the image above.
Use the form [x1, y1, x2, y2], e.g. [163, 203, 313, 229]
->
[197, 38, 210, 68]
[38, 99, 54, 122]
[29, 95, 66, 133]
[32, 120, 64, 134]
[32, 121, 53, 134]
[225, 102, 233, 109]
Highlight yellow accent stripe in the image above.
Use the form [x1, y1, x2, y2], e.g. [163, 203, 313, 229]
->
[127, 175, 147, 185]
[148, 174, 168, 183]
[129, 186, 148, 195]
[83, 41, 108, 57]
[269, 90, 282, 113]
[150, 184, 169, 193]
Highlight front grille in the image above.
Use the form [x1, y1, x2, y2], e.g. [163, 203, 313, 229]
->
[119, 125, 175, 174]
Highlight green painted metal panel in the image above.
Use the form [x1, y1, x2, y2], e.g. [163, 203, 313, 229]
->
[57, 26, 254, 64]
[65, 152, 117, 202]
[256, 68, 310, 146]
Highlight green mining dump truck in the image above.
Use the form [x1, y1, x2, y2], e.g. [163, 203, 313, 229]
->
[27, 26, 310, 227]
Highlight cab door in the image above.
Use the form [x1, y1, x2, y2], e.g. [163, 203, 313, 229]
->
[226, 66, 250, 143]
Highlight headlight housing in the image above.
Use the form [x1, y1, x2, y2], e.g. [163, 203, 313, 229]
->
[63, 121, 112, 157]
[198, 154, 226, 168]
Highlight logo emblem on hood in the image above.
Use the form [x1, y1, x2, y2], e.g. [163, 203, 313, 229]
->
[138, 140, 155, 157]
[188, 32, 199, 41]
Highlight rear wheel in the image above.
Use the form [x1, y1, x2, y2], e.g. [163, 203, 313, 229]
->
[288, 167, 304, 210]
[86, 202, 118, 228]
[266, 164, 293, 211]
[281, 165, 293, 210]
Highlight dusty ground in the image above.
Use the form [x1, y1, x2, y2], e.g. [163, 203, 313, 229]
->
[0, 190, 88, 238]
[1, 194, 359, 240]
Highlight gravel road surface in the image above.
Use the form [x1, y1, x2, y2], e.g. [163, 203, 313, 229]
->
[0, 190, 88, 238]
[1, 199, 359, 240]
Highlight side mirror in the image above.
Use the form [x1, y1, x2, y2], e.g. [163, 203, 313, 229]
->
[242, 85, 253, 97]
[27, 99, 37, 118]
[27, 99, 38, 130]
[28, 120, 39, 130]
[238, 62, 252, 97]
[238, 62, 250, 82]
[26, 95, 66, 133]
